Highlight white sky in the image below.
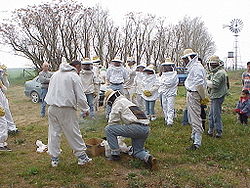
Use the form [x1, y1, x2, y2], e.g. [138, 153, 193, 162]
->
[0, 0, 250, 68]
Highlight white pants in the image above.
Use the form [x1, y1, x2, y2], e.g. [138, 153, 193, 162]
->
[0, 116, 8, 147]
[162, 95, 175, 125]
[48, 106, 87, 158]
[5, 98, 17, 131]
[187, 92, 203, 146]
[135, 94, 145, 112]
[0, 91, 8, 147]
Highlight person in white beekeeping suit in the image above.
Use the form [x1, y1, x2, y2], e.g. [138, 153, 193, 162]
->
[133, 63, 146, 111]
[79, 58, 99, 119]
[106, 58, 129, 119]
[0, 89, 11, 151]
[123, 57, 137, 101]
[45, 60, 92, 167]
[158, 58, 179, 126]
[106, 58, 128, 93]
[181, 49, 207, 150]
[141, 64, 160, 121]
[0, 65, 19, 135]
[91, 57, 102, 111]
[99, 66, 107, 84]
[104, 89, 157, 170]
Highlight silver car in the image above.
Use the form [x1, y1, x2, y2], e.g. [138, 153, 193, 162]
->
[24, 76, 42, 103]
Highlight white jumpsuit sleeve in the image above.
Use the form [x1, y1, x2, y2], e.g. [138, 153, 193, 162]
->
[73, 76, 90, 112]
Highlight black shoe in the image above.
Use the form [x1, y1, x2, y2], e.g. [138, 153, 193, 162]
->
[110, 155, 121, 161]
[8, 129, 20, 135]
[186, 144, 199, 150]
[146, 155, 157, 170]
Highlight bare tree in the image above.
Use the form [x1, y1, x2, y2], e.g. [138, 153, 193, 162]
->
[0, 0, 215, 70]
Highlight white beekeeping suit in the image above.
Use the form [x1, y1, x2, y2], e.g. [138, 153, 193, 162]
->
[0, 66, 18, 134]
[133, 64, 146, 111]
[158, 58, 179, 126]
[45, 61, 91, 167]
[141, 65, 160, 120]
[123, 57, 137, 101]
[182, 49, 206, 150]
[141, 66, 159, 102]
[99, 67, 107, 84]
[91, 57, 102, 111]
[0, 89, 9, 150]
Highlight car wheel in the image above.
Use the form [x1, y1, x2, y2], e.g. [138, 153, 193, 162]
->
[30, 91, 40, 104]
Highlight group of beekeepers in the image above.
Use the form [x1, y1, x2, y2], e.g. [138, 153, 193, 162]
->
[0, 48, 228, 170]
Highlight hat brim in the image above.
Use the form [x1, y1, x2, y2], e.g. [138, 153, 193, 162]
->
[161, 63, 175, 66]
[81, 62, 93, 65]
[93, 60, 101, 64]
[181, 52, 197, 59]
[112, 60, 122, 63]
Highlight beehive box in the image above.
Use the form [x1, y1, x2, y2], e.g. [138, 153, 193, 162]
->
[85, 138, 105, 157]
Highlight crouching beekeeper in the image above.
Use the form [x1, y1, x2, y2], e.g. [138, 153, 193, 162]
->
[104, 89, 157, 170]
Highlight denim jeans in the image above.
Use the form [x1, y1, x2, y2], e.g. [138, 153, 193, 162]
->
[209, 96, 225, 134]
[40, 88, 48, 116]
[85, 93, 95, 118]
[182, 107, 189, 125]
[145, 100, 156, 115]
[105, 124, 150, 162]
[109, 84, 124, 94]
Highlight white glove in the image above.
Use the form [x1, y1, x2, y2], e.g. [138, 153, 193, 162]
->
[207, 80, 213, 88]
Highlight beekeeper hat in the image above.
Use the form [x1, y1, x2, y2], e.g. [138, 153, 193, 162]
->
[127, 57, 136, 63]
[111, 58, 122, 63]
[144, 64, 155, 73]
[104, 89, 121, 106]
[208, 55, 221, 64]
[81, 58, 93, 65]
[0, 64, 7, 70]
[161, 58, 175, 66]
[92, 56, 101, 64]
[181, 48, 197, 59]
[136, 63, 146, 68]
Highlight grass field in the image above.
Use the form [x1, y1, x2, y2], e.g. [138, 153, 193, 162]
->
[0, 70, 249, 188]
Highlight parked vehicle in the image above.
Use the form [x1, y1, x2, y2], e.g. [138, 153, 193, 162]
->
[24, 76, 108, 105]
[24, 76, 42, 103]
[176, 67, 188, 85]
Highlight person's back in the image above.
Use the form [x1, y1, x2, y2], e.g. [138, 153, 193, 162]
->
[45, 63, 87, 110]
[45, 61, 91, 168]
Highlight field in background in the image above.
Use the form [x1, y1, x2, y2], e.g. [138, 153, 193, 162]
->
[0, 70, 249, 188]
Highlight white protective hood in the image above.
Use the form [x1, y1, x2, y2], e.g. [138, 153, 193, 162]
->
[158, 71, 179, 96]
[141, 74, 159, 101]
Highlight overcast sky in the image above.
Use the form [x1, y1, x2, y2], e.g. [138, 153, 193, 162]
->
[0, 0, 250, 68]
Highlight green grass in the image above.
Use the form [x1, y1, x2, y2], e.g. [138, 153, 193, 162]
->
[0, 71, 250, 187]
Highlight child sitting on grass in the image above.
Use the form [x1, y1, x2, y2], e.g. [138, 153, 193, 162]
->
[234, 89, 250, 125]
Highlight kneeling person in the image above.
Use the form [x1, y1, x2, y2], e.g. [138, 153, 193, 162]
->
[104, 89, 157, 169]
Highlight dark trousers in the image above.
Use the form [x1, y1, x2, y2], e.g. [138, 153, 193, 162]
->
[239, 114, 248, 124]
